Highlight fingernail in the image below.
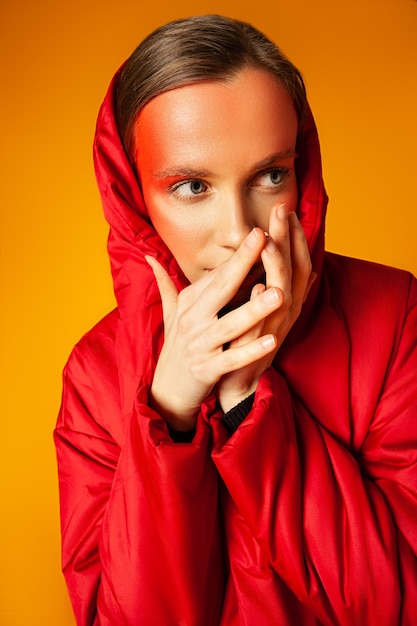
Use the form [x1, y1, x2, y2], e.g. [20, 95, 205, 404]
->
[277, 203, 287, 219]
[145, 255, 156, 267]
[144, 255, 160, 273]
[246, 228, 260, 248]
[261, 335, 276, 349]
[262, 287, 280, 305]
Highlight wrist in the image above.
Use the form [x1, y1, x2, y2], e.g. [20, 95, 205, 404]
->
[218, 380, 258, 414]
[149, 390, 198, 432]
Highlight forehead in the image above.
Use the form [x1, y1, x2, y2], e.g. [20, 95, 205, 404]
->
[134, 68, 298, 171]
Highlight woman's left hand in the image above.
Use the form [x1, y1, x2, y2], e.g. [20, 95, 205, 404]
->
[217, 204, 315, 413]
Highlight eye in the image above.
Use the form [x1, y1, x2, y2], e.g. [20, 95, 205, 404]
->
[254, 168, 290, 189]
[171, 179, 208, 199]
[269, 170, 284, 184]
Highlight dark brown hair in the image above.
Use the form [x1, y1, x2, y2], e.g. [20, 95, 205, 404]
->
[115, 15, 307, 164]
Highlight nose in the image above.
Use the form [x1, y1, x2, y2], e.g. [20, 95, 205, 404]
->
[216, 190, 254, 250]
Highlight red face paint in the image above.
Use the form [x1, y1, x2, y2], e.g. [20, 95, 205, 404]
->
[135, 68, 298, 286]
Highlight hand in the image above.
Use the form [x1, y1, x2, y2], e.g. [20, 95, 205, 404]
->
[146, 227, 284, 431]
[216, 204, 315, 412]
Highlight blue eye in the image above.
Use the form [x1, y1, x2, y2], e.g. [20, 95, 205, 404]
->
[269, 170, 283, 184]
[189, 180, 205, 194]
[254, 168, 290, 190]
[171, 179, 208, 199]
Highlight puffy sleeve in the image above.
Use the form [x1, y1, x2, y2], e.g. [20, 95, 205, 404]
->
[54, 346, 224, 626]
[211, 275, 417, 626]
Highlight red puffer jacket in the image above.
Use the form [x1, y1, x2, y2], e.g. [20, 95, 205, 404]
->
[54, 67, 417, 625]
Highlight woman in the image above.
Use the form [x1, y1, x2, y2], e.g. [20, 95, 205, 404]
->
[54, 15, 417, 625]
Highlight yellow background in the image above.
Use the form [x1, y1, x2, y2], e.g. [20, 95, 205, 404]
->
[1, 0, 416, 624]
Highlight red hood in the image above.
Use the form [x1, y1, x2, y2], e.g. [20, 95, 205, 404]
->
[92, 66, 328, 412]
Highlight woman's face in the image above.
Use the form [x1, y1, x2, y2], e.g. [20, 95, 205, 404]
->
[135, 67, 299, 284]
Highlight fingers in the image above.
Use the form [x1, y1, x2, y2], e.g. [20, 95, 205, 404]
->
[215, 284, 282, 346]
[287, 211, 313, 312]
[267, 205, 312, 295]
[192, 331, 277, 384]
[267, 203, 292, 273]
[260, 203, 292, 314]
[145, 255, 179, 324]
[195, 227, 267, 316]
[225, 283, 264, 348]
[264, 204, 293, 288]
[257, 204, 314, 340]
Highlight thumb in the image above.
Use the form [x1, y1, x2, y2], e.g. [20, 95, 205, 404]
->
[145, 255, 179, 324]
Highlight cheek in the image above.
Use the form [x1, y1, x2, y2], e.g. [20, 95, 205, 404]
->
[282, 177, 299, 213]
[291, 192, 299, 212]
[147, 199, 184, 237]
[145, 195, 200, 259]
[141, 186, 178, 249]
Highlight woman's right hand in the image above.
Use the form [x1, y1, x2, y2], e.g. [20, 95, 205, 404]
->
[145, 227, 282, 432]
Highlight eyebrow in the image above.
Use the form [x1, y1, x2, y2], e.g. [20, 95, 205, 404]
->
[252, 150, 298, 171]
[153, 150, 297, 179]
[154, 167, 213, 179]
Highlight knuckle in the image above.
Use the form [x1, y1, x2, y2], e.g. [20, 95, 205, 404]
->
[176, 288, 191, 310]
[189, 361, 203, 380]
[280, 289, 292, 312]
[189, 360, 215, 385]
[176, 311, 193, 334]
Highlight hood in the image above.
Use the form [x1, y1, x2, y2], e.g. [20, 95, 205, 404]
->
[92, 65, 328, 413]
